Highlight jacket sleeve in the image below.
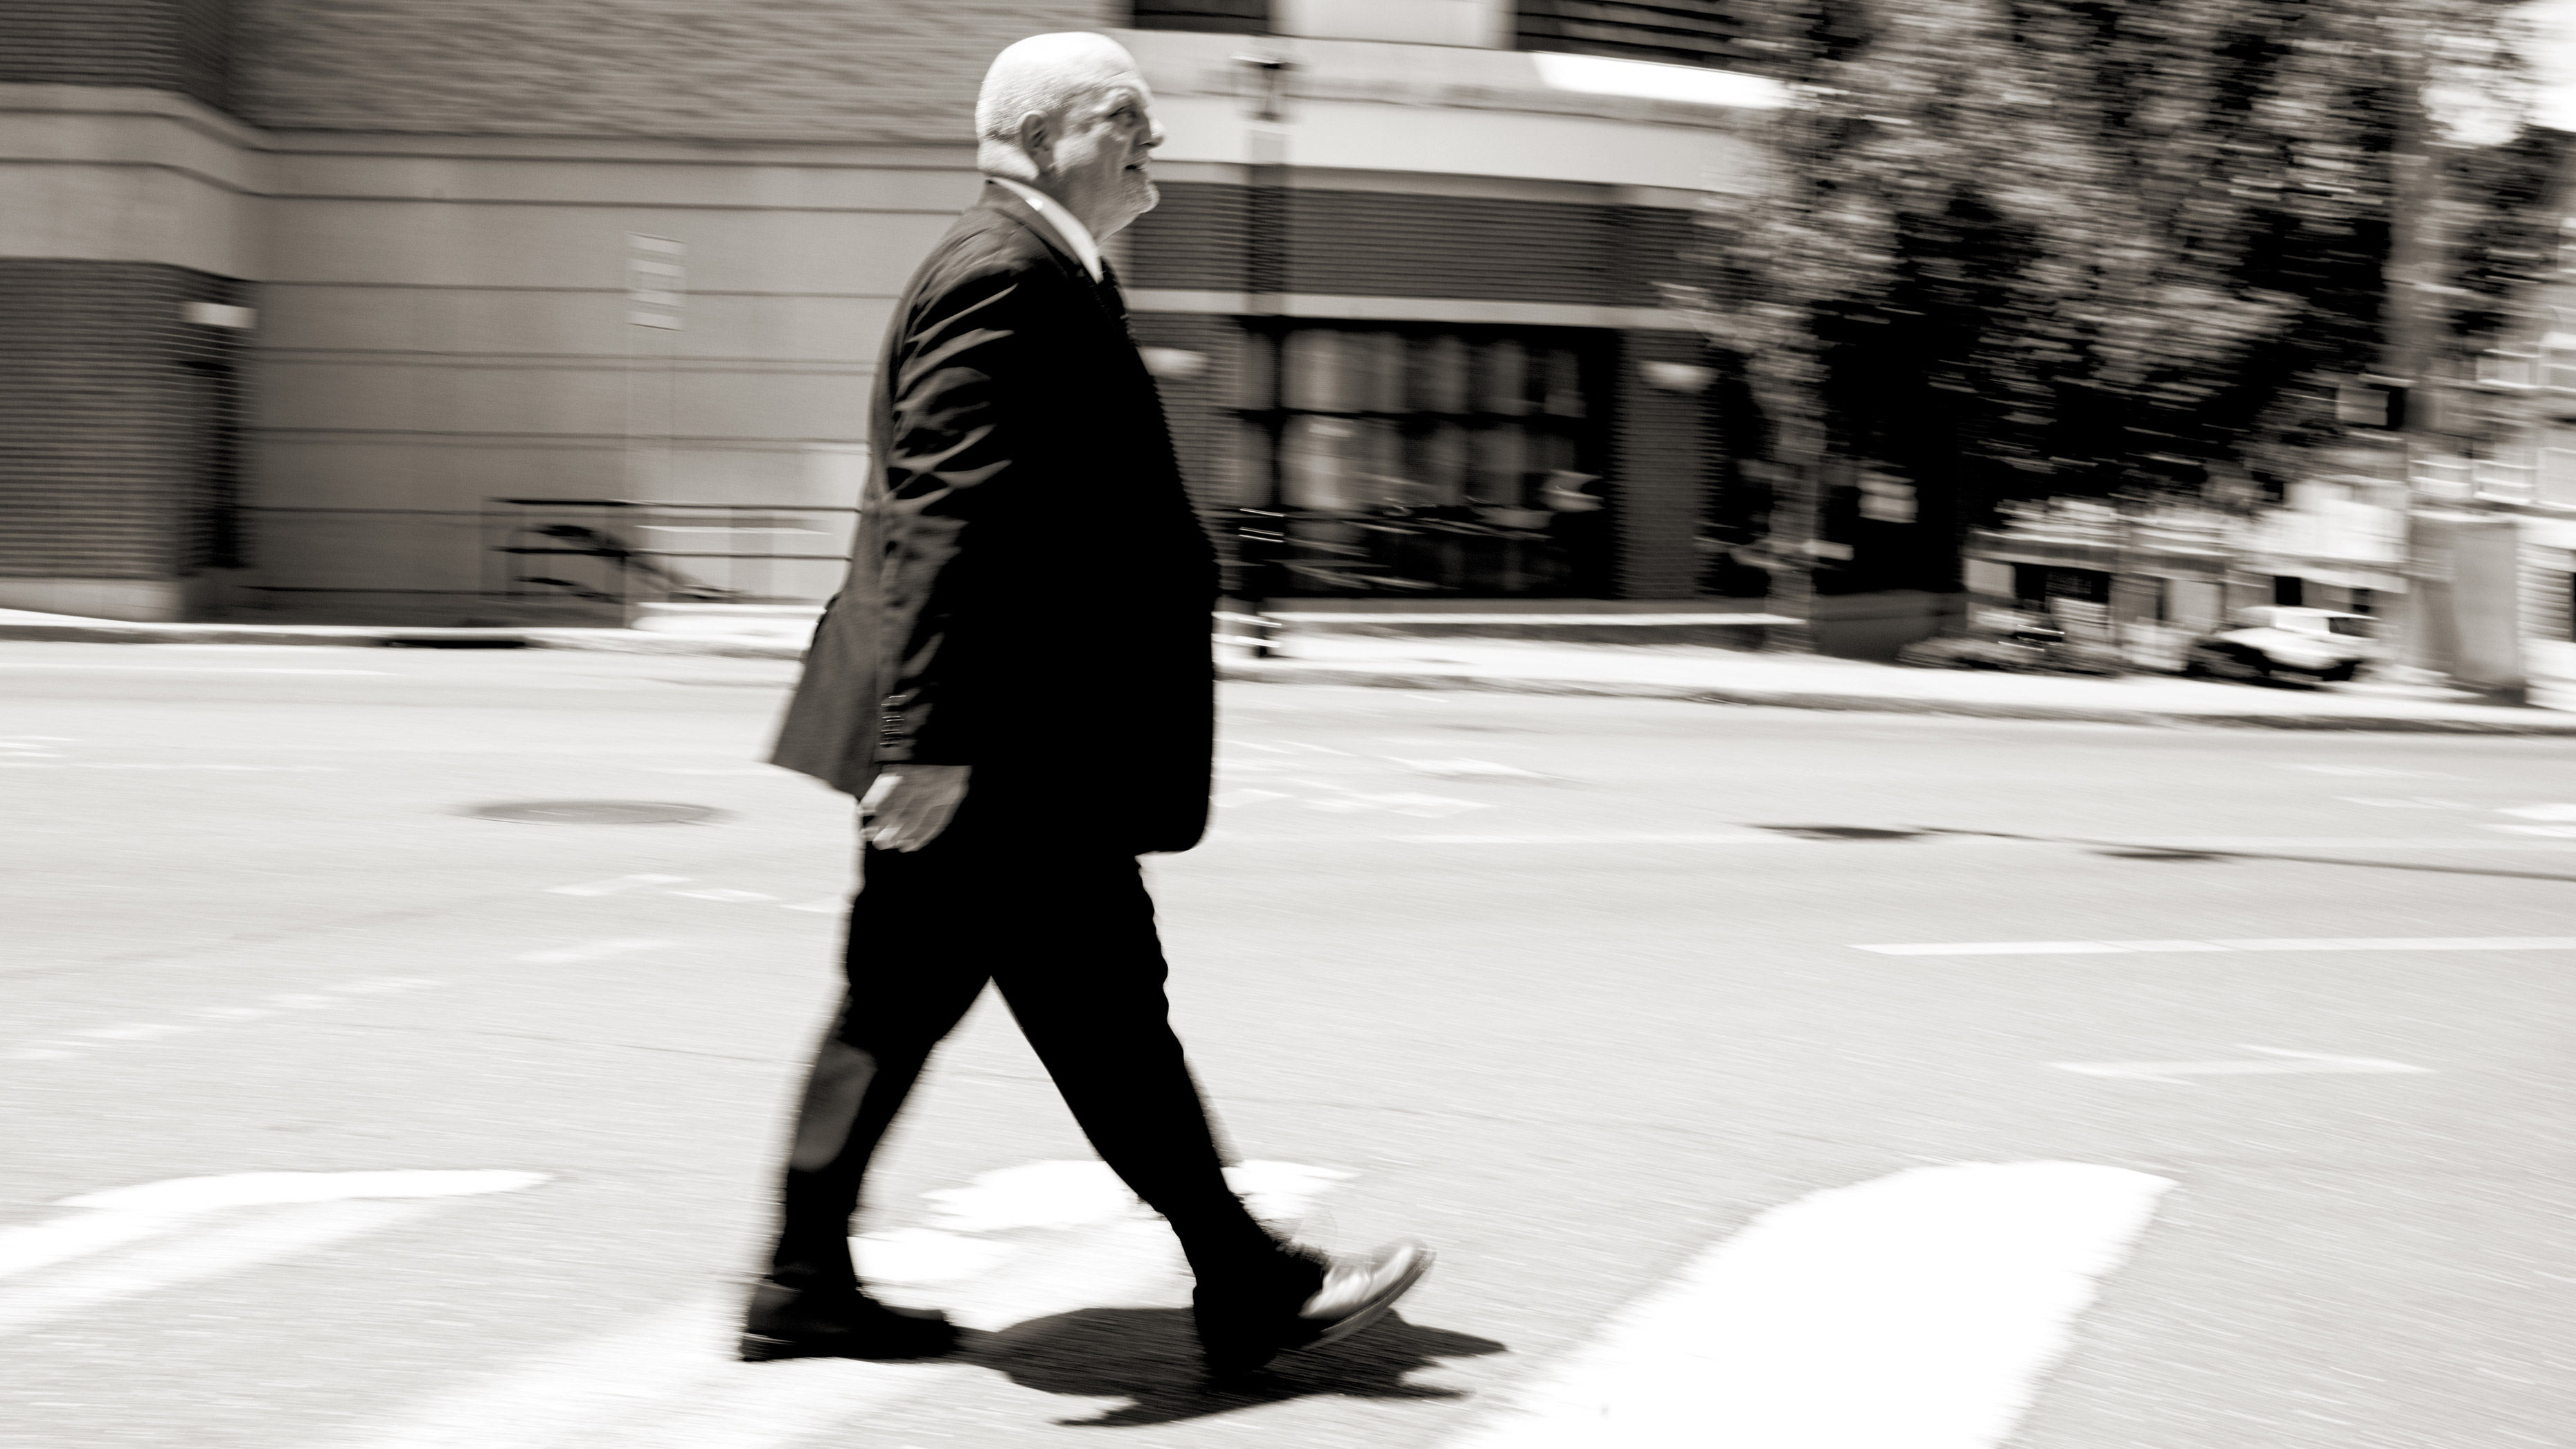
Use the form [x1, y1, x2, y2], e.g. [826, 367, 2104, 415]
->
[870, 258, 1039, 765]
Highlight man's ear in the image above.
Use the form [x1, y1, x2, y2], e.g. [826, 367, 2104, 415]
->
[1015, 110, 1053, 174]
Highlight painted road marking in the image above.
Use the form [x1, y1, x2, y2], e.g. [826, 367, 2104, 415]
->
[1301, 791, 1490, 817]
[2289, 765, 2468, 779]
[1449, 1162, 2172, 1449]
[1389, 757, 1548, 779]
[0, 763, 345, 771]
[2051, 1045, 2431, 1084]
[544, 878, 848, 914]
[546, 875, 690, 896]
[1858, 935, 2576, 957]
[2495, 803, 2576, 821]
[513, 939, 673, 965]
[1397, 833, 1778, 844]
[1215, 833, 2576, 851]
[2, 977, 439, 1063]
[334, 1160, 1349, 1449]
[0, 664, 395, 675]
[0, 1171, 544, 1333]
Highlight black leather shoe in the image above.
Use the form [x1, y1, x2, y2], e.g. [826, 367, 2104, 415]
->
[737, 1279, 958, 1362]
[1194, 1239, 1433, 1380]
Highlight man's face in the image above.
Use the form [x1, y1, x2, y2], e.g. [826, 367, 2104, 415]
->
[1046, 75, 1163, 238]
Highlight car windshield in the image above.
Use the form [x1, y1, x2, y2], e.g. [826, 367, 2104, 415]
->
[2325, 616, 2375, 638]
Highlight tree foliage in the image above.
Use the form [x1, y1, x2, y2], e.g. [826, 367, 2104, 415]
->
[1676, 0, 2562, 593]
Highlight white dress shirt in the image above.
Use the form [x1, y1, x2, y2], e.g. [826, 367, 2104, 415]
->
[988, 176, 1104, 282]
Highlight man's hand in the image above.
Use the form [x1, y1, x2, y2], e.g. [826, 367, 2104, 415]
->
[861, 763, 971, 852]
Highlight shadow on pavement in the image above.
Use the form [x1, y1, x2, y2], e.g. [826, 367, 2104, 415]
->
[1921, 827, 2576, 884]
[960, 1308, 1508, 1428]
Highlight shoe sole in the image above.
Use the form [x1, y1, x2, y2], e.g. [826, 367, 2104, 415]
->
[1300, 1245, 1434, 1352]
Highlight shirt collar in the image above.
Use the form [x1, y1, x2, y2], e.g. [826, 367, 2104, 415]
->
[988, 176, 1104, 283]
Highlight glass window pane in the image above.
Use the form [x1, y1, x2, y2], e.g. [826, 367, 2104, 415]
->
[1540, 348, 1586, 416]
[1234, 418, 1278, 508]
[1235, 331, 1277, 409]
[1470, 425, 1526, 506]
[1352, 332, 1405, 413]
[1528, 430, 1577, 478]
[1478, 340, 1529, 416]
[1410, 334, 1469, 415]
[1284, 330, 1345, 412]
[1283, 414, 1362, 511]
[1407, 424, 1468, 508]
[1344, 420, 1413, 510]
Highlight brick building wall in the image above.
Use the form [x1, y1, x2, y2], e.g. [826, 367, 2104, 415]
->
[0, 260, 251, 593]
[234, 0, 1114, 141]
[0, 0, 237, 114]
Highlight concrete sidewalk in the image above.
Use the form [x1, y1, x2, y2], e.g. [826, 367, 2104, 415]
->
[1231, 634, 2576, 734]
[0, 608, 807, 659]
[8, 605, 2576, 735]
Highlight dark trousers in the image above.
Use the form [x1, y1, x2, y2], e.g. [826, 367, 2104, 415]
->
[765, 784, 1274, 1293]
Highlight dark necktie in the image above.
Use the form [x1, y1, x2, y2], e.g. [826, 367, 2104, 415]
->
[1097, 259, 1129, 323]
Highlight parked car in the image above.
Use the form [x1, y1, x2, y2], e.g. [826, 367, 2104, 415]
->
[2180, 606, 2381, 685]
[1897, 610, 2126, 675]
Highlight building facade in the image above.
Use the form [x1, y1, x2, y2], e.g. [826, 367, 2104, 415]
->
[1, 0, 1805, 626]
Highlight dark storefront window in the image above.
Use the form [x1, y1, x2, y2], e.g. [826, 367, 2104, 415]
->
[1233, 323, 1611, 597]
[1514, 0, 1750, 71]
[1126, 1, 1271, 34]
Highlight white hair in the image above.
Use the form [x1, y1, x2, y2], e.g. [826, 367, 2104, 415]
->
[975, 32, 1141, 177]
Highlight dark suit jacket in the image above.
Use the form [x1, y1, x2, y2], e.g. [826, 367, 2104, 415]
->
[771, 181, 1218, 853]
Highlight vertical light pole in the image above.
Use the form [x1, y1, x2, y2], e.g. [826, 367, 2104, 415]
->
[620, 233, 686, 624]
[1231, 53, 1296, 628]
[625, 234, 687, 500]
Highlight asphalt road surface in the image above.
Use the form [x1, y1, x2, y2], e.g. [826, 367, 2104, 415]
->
[3, 639, 2569, 1449]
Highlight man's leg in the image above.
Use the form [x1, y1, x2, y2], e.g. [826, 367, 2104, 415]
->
[983, 848, 1448, 1383]
[757, 842, 987, 1329]
[983, 848, 1281, 1279]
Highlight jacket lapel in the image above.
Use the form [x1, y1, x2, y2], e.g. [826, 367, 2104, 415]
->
[978, 181, 1120, 322]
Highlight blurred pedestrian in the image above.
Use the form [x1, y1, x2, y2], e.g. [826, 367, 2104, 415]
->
[749, 32, 1429, 1381]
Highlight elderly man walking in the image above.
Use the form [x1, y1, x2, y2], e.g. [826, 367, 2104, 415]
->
[745, 33, 1429, 1381]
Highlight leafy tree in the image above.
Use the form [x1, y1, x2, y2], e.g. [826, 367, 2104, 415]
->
[1667, 0, 2561, 629]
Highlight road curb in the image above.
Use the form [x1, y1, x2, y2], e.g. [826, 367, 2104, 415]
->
[1217, 660, 2576, 736]
[9, 619, 2570, 735]
[0, 621, 808, 659]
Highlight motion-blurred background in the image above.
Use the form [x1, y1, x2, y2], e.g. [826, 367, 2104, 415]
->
[11, 0, 2576, 700]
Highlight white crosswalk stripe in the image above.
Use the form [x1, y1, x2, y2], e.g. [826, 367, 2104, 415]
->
[328, 1160, 1349, 1449]
[1447, 1162, 2171, 1449]
[0, 1171, 546, 1336]
[1859, 934, 2576, 957]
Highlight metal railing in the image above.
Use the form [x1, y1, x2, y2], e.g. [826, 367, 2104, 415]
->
[483, 499, 857, 614]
